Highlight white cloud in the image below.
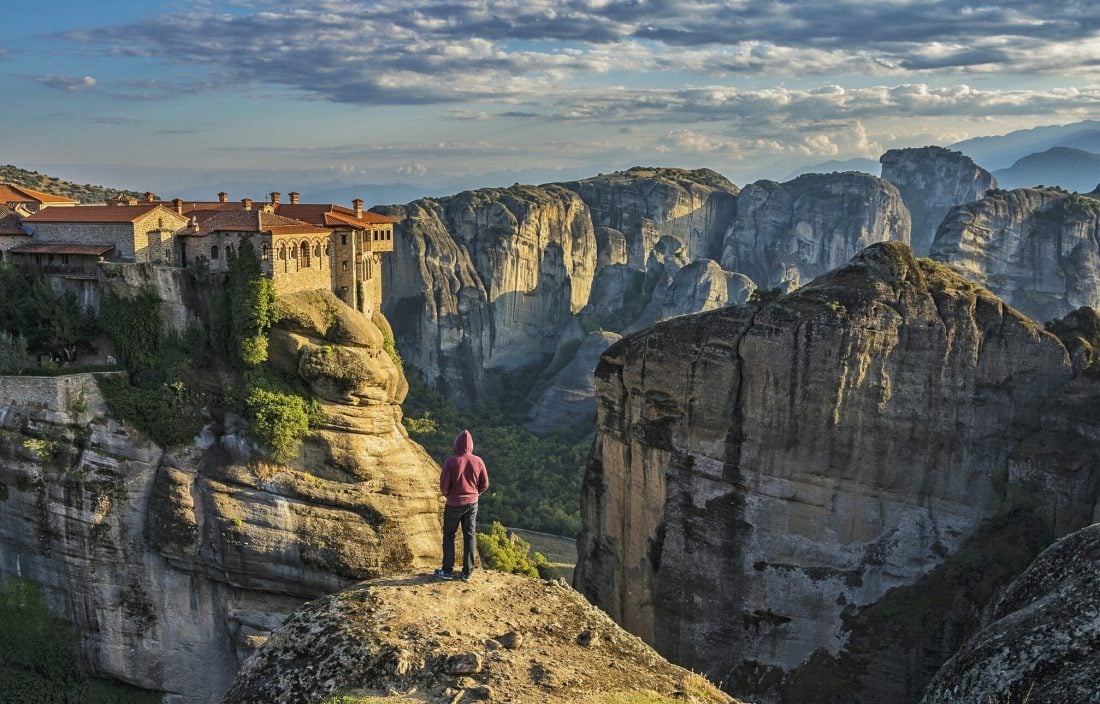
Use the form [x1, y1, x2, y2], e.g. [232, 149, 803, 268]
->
[29, 75, 96, 92]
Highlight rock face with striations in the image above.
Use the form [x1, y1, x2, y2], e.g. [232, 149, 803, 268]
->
[930, 187, 1100, 322]
[379, 168, 749, 412]
[880, 146, 997, 255]
[378, 185, 597, 402]
[560, 166, 740, 266]
[575, 242, 1082, 703]
[0, 288, 442, 703]
[720, 172, 910, 291]
[921, 522, 1100, 704]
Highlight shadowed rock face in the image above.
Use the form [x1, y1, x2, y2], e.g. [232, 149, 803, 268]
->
[881, 146, 997, 256]
[921, 523, 1100, 704]
[930, 187, 1100, 322]
[0, 288, 441, 704]
[527, 331, 622, 435]
[575, 241, 1078, 703]
[720, 172, 910, 291]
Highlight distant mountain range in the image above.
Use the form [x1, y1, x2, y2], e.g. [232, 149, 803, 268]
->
[992, 147, 1100, 193]
[951, 120, 1100, 171]
[0, 164, 145, 203]
[170, 180, 444, 208]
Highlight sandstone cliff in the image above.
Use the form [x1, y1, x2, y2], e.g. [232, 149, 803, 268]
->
[921, 522, 1100, 704]
[379, 169, 749, 416]
[223, 571, 736, 704]
[930, 187, 1100, 322]
[575, 242, 1087, 703]
[560, 166, 739, 266]
[880, 146, 997, 255]
[378, 185, 596, 402]
[0, 289, 442, 703]
[720, 172, 910, 291]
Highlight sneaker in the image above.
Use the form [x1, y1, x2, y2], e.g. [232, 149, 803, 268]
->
[460, 572, 471, 582]
[434, 569, 455, 580]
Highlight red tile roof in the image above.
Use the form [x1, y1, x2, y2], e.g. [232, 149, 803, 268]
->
[184, 209, 331, 237]
[8, 243, 114, 256]
[276, 204, 398, 228]
[0, 215, 27, 236]
[23, 203, 168, 224]
[0, 184, 79, 205]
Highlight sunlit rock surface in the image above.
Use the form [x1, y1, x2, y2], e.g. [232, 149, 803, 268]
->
[720, 172, 910, 291]
[930, 187, 1100, 322]
[0, 290, 441, 703]
[880, 146, 997, 256]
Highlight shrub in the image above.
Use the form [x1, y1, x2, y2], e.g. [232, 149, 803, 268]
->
[100, 287, 163, 378]
[476, 521, 552, 579]
[228, 240, 275, 368]
[245, 384, 312, 463]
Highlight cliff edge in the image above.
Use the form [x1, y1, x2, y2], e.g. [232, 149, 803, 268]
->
[223, 571, 736, 704]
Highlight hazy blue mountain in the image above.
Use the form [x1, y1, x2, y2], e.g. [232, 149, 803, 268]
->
[951, 120, 1100, 171]
[171, 180, 441, 207]
[784, 157, 881, 180]
[992, 147, 1100, 193]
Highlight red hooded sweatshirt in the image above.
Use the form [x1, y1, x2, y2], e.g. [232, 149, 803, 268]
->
[440, 430, 489, 507]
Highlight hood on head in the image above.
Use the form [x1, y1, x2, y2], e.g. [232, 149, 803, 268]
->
[453, 429, 473, 454]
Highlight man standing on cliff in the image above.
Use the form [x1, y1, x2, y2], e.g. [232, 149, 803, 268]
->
[436, 429, 489, 582]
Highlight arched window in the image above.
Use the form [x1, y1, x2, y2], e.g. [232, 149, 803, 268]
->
[158, 217, 164, 229]
[225, 244, 234, 259]
[210, 244, 219, 259]
[300, 241, 311, 268]
[314, 242, 321, 257]
[277, 244, 286, 260]
[323, 242, 330, 256]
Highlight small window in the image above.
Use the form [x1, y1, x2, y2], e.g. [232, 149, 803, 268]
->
[262, 244, 271, 260]
[340, 234, 347, 246]
[158, 217, 164, 229]
[225, 244, 233, 258]
[211, 245, 219, 259]
[342, 261, 348, 271]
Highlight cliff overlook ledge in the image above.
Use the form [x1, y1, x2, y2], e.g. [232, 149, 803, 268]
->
[223, 571, 737, 704]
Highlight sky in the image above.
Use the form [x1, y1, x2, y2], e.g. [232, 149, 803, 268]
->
[1, 0, 1099, 201]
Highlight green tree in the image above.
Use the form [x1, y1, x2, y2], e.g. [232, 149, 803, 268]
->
[0, 332, 31, 374]
[228, 240, 275, 368]
[476, 521, 552, 578]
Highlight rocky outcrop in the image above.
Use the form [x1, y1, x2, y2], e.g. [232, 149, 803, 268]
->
[881, 147, 997, 255]
[921, 523, 1100, 704]
[720, 172, 910, 290]
[575, 242, 1083, 703]
[560, 167, 739, 267]
[223, 571, 737, 704]
[379, 168, 746, 418]
[930, 187, 1100, 322]
[378, 186, 596, 402]
[0, 291, 442, 703]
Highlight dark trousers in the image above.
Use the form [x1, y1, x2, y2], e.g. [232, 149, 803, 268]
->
[442, 502, 478, 575]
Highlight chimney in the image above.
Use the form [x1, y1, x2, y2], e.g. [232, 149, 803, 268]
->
[172, 198, 183, 215]
[289, 191, 300, 205]
[269, 191, 281, 206]
[218, 192, 228, 203]
[353, 198, 363, 218]
[242, 197, 253, 210]
[144, 191, 156, 203]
